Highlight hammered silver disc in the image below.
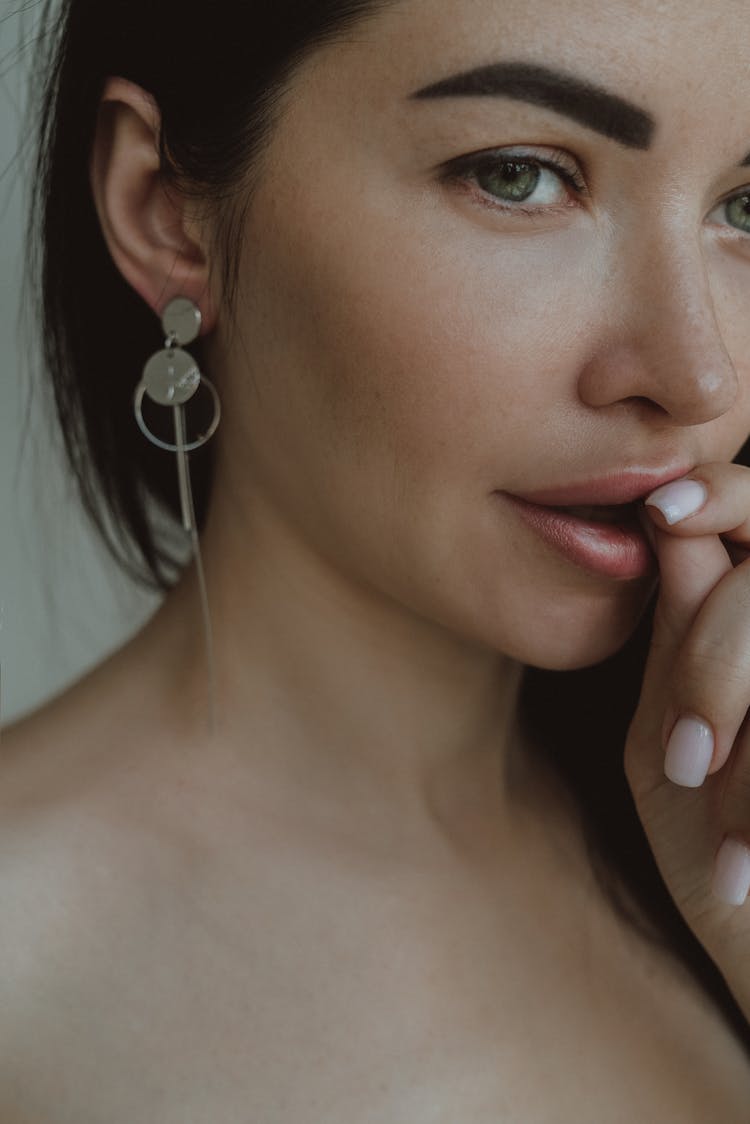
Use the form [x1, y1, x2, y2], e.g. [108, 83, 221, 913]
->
[162, 297, 201, 346]
[142, 347, 201, 406]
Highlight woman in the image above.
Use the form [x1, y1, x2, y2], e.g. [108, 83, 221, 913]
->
[3, 0, 750, 1115]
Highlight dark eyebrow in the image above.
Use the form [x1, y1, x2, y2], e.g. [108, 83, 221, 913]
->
[408, 61, 656, 149]
[408, 60, 750, 168]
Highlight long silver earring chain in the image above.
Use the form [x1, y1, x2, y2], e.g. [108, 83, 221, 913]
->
[173, 409, 217, 738]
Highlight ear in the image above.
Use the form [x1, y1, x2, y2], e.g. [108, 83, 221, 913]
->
[89, 76, 218, 333]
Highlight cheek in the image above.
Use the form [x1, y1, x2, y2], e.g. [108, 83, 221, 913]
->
[241, 194, 594, 506]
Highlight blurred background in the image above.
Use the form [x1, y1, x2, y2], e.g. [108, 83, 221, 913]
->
[0, 0, 160, 724]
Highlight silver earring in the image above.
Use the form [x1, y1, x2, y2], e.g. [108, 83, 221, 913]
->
[134, 297, 221, 532]
[134, 296, 221, 735]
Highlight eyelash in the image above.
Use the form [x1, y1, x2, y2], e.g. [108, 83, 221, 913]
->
[440, 147, 750, 236]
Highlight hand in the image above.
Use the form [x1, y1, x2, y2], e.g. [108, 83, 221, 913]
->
[624, 461, 750, 1018]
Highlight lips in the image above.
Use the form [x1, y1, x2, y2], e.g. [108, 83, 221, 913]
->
[509, 465, 694, 509]
[496, 464, 694, 580]
[500, 493, 655, 579]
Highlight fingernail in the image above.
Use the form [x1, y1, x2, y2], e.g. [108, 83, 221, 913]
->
[644, 479, 708, 525]
[664, 715, 714, 787]
[712, 837, 750, 906]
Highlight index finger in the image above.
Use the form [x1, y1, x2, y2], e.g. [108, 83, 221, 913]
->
[645, 519, 733, 659]
[627, 515, 733, 797]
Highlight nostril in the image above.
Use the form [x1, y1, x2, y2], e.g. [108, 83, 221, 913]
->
[625, 395, 670, 415]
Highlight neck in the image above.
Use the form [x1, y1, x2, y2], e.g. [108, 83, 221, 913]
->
[131, 485, 546, 848]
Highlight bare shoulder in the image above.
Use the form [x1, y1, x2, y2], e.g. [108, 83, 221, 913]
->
[0, 684, 200, 1015]
[0, 694, 160, 968]
[0, 697, 194, 1117]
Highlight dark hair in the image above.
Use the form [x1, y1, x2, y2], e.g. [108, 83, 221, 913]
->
[25, 0, 399, 587]
[25, 0, 750, 1057]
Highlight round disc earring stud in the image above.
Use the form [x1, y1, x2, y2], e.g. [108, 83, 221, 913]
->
[162, 296, 202, 346]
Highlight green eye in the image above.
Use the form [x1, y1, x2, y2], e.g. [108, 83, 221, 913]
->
[723, 192, 750, 235]
[475, 159, 542, 203]
[440, 149, 586, 215]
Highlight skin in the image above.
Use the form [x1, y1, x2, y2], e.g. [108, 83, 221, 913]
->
[80, 0, 750, 848]
[6, 0, 750, 1114]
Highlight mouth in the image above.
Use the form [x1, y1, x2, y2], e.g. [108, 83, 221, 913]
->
[553, 501, 640, 526]
[497, 464, 693, 579]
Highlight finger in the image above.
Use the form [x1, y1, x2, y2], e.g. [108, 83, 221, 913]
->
[643, 462, 750, 547]
[643, 520, 733, 659]
[626, 520, 733, 796]
[660, 554, 750, 781]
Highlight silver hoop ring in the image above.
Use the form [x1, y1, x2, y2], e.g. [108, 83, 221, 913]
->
[133, 374, 221, 452]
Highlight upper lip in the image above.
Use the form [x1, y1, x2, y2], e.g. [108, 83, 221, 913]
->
[506, 464, 695, 507]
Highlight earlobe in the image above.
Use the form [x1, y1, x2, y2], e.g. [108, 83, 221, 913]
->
[89, 77, 217, 332]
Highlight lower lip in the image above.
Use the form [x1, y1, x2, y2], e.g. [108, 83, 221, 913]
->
[499, 493, 656, 580]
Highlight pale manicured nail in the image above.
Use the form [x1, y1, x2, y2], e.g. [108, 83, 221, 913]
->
[712, 837, 750, 906]
[664, 715, 713, 787]
[644, 479, 708, 525]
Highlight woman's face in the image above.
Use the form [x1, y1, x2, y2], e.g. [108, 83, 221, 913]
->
[207, 0, 750, 670]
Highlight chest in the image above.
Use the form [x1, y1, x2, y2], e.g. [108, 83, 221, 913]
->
[4, 846, 750, 1123]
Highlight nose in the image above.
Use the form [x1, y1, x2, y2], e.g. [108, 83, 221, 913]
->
[577, 227, 739, 427]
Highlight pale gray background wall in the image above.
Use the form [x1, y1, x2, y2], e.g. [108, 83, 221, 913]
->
[1, 0, 160, 725]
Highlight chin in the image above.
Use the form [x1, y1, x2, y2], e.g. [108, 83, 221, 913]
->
[498, 576, 655, 672]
